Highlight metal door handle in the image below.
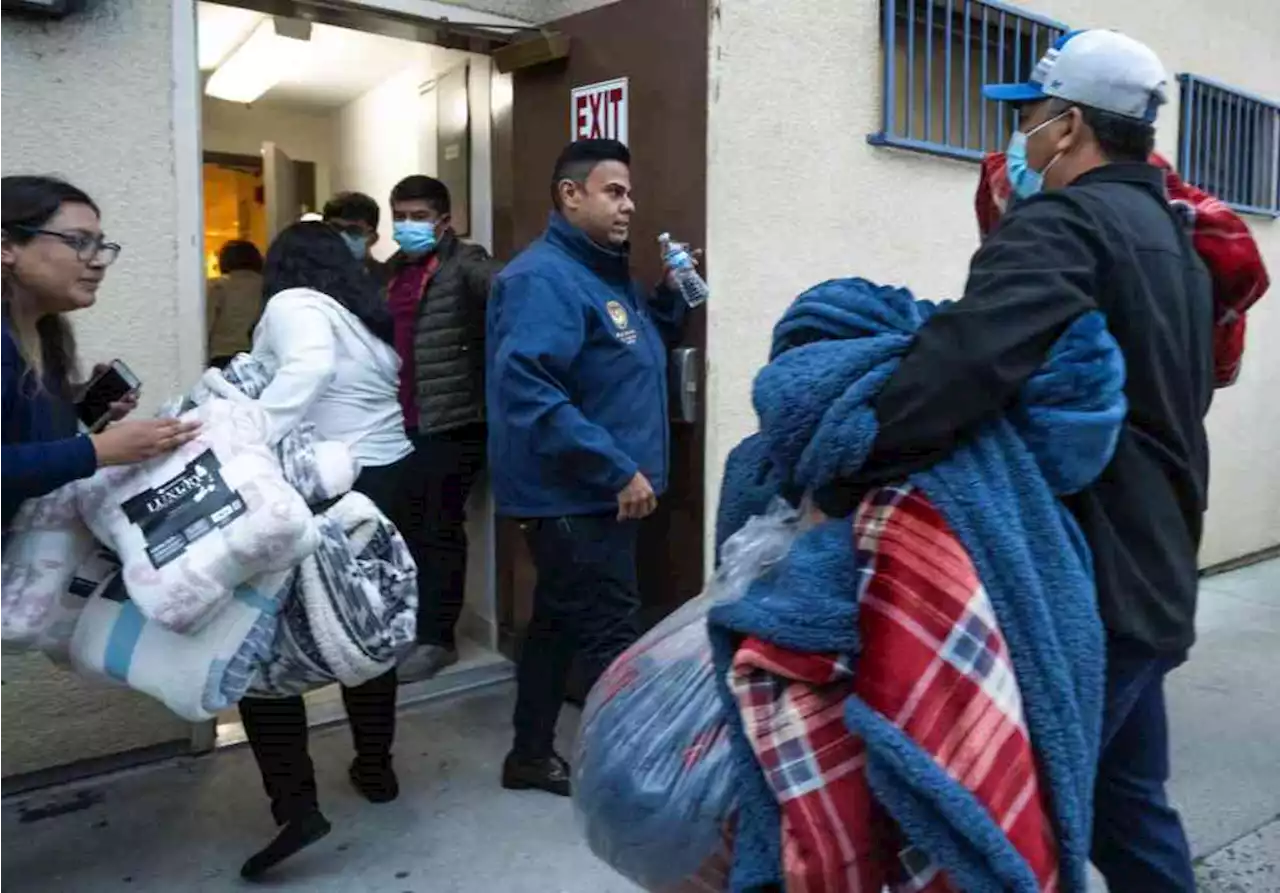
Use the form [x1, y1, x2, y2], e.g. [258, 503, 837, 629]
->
[670, 347, 700, 424]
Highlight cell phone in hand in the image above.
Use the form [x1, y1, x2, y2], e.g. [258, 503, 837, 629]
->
[77, 360, 141, 433]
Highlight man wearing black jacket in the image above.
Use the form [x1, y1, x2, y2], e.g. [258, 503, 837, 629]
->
[854, 30, 1211, 892]
[384, 176, 501, 682]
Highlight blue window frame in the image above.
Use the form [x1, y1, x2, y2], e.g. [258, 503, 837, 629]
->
[1178, 74, 1280, 218]
[868, 0, 1068, 161]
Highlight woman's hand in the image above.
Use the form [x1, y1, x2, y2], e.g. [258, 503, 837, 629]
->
[90, 418, 201, 467]
[83, 363, 140, 423]
[107, 391, 140, 423]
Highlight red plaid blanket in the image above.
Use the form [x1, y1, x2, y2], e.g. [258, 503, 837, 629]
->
[727, 485, 1061, 893]
[975, 151, 1270, 388]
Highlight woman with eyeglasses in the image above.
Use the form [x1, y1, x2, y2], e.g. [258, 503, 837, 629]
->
[234, 220, 415, 881]
[2, 176, 200, 529]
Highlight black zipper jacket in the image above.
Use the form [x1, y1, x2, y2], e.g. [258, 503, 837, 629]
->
[848, 163, 1215, 655]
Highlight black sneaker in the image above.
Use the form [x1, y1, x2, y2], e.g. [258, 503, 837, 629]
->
[349, 758, 399, 804]
[240, 809, 331, 881]
[501, 751, 571, 797]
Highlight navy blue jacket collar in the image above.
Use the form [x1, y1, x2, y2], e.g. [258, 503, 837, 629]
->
[545, 212, 631, 283]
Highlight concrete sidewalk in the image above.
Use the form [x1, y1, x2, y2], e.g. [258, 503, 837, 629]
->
[3, 560, 1277, 892]
[2, 686, 632, 893]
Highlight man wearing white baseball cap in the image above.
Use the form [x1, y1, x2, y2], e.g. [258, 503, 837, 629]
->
[851, 29, 1210, 892]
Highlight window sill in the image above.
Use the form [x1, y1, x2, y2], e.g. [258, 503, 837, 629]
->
[866, 133, 988, 163]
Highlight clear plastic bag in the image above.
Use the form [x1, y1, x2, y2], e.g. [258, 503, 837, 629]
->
[573, 499, 805, 891]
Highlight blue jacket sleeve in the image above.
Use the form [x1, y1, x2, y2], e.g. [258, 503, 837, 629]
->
[2, 438, 98, 505]
[2, 334, 98, 509]
[489, 274, 638, 495]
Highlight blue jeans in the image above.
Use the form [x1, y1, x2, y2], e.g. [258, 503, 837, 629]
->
[1092, 644, 1196, 892]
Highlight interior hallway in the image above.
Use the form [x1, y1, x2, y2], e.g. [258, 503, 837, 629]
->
[3, 560, 1278, 892]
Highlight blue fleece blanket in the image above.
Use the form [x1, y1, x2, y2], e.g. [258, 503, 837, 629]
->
[709, 278, 1124, 893]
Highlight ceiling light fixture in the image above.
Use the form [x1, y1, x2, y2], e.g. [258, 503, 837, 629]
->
[205, 17, 312, 104]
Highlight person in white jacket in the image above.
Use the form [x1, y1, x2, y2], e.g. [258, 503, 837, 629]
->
[236, 221, 415, 880]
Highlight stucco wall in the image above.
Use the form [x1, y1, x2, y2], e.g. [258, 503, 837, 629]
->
[1, 0, 204, 776]
[706, 0, 1280, 568]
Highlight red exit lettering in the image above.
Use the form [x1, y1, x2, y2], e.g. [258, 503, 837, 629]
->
[573, 83, 627, 141]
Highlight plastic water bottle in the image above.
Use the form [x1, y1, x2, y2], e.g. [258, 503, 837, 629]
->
[659, 233, 709, 309]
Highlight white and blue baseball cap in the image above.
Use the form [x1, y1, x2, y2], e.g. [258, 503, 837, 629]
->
[983, 29, 1168, 123]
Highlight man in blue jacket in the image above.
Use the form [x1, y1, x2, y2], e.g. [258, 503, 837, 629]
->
[487, 138, 688, 795]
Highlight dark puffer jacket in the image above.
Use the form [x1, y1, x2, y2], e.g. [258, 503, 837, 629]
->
[391, 231, 501, 434]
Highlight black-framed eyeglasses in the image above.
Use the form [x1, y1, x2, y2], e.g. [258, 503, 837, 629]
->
[14, 227, 122, 266]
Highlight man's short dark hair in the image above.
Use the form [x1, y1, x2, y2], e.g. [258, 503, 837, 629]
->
[389, 176, 451, 215]
[322, 191, 380, 229]
[1049, 98, 1154, 164]
[550, 139, 631, 209]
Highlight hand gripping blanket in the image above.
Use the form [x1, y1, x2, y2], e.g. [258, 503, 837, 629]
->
[75, 398, 319, 633]
[711, 278, 1125, 893]
[2, 483, 97, 654]
[68, 549, 290, 722]
[249, 491, 418, 697]
[188, 356, 359, 506]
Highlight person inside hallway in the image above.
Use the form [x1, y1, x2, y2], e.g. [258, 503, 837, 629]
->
[841, 30, 1211, 892]
[487, 138, 691, 796]
[384, 175, 500, 682]
[236, 222, 416, 880]
[205, 239, 264, 369]
[322, 190, 388, 285]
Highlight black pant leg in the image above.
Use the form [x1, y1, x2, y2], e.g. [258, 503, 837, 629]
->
[341, 668, 399, 764]
[341, 455, 415, 762]
[570, 515, 642, 691]
[512, 518, 580, 759]
[413, 425, 487, 648]
[239, 694, 318, 823]
[511, 514, 642, 759]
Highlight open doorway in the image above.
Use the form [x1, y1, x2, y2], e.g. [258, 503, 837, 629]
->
[195, 0, 514, 746]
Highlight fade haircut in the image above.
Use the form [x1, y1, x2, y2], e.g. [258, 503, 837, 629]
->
[550, 139, 631, 210]
[1047, 98, 1155, 164]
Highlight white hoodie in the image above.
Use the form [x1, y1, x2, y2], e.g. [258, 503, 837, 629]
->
[251, 288, 412, 468]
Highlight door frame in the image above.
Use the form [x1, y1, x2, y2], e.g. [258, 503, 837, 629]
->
[178, 0, 532, 754]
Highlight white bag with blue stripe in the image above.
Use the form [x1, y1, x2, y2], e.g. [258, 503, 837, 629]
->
[68, 549, 292, 722]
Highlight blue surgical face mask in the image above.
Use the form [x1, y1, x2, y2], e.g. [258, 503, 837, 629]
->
[340, 231, 369, 261]
[1005, 110, 1070, 199]
[393, 220, 437, 256]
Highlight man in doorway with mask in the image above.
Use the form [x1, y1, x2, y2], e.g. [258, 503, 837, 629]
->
[487, 139, 691, 795]
[847, 30, 1212, 892]
[385, 175, 500, 682]
[322, 191, 388, 284]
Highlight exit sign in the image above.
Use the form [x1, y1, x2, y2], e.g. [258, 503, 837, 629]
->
[571, 77, 628, 145]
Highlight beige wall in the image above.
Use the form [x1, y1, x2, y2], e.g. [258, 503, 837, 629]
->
[1, 0, 203, 776]
[706, 0, 1280, 568]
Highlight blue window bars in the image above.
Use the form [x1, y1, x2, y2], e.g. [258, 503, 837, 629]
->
[1178, 74, 1280, 218]
[868, 0, 1067, 162]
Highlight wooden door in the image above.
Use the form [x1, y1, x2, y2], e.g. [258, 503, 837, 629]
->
[491, 0, 710, 677]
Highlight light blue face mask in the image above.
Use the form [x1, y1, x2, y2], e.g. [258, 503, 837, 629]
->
[393, 220, 437, 256]
[339, 231, 369, 261]
[1005, 110, 1070, 199]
